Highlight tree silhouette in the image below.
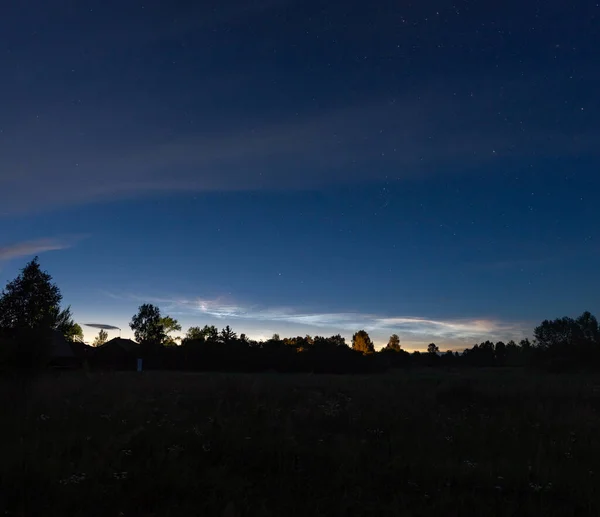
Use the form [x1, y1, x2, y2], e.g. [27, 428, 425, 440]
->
[313, 335, 347, 350]
[575, 311, 599, 342]
[427, 343, 439, 355]
[68, 322, 84, 342]
[386, 334, 401, 351]
[534, 316, 578, 350]
[532, 311, 600, 367]
[0, 257, 59, 329]
[352, 330, 374, 354]
[220, 325, 237, 344]
[15, 261, 600, 373]
[328, 334, 347, 348]
[160, 316, 182, 346]
[0, 257, 79, 338]
[201, 325, 219, 342]
[8, 259, 597, 373]
[93, 329, 109, 347]
[520, 338, 532, 350]
[52, 305, 81, 341]
[183, 326, 205, 343]
[495, 341, 507, 365]
[130, 304, 165, 345]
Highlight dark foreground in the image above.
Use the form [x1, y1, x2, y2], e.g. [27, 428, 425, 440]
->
[1, 369, 599, 516]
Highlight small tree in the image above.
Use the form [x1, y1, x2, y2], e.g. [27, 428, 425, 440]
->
[182, 324, 221, 346]
[220, 325, 237, 344]
[427, 343, 439, 355]
[160, 316, 182, 346]
[201, 325, 219, 342]
[576, 311, 600, 342]
[495, 341, 507, 365]
[93, 329, 109, 347]
[183, 326, 205, 343]
[0, 257, 80, 370]
[0, 257, 80, 338]
[52, 306, 82, 342]
[329, 334, 347, 348]
[130, 304, 165, 345]
[520, 338, 532, 349]
[68, 323, 84, 342]
[386, 334, 401, 351]
[1, 257, 59, 329]
[352, 330, 375, 354]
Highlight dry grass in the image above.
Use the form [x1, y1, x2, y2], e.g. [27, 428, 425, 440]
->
[1, 369, 600, 516]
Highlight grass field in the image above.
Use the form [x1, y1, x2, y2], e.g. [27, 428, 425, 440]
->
[2, 369, 600, 516]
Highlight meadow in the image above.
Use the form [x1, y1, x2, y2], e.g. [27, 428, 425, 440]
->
[1, 369, 599, 516]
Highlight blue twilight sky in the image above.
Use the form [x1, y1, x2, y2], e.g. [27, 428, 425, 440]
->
[1, 0, 599, 349]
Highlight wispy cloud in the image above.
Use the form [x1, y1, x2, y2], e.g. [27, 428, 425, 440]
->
[3, 81, 598, 215]
[2, 0, 598, 216]
[105, 291, 528, 345]
[372, 316, 522, 341]
[0, 235, 85, 261]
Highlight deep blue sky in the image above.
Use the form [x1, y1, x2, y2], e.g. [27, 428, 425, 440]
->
[1, 0, 598, 349]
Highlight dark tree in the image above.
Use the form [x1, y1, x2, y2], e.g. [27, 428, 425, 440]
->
[281, 336, 297, 351]
[427, 343, 439, 355]
[575, 311, 599, 342]
[328, 334, 347, 348]
[534, 316, 578, 350]
[202, 325, 220, 342]
[65, 322, 84, 342]
[533, 311, 600, 368]
[352, 330, 375, 354]
[263, 334, 284, 351]
[386, 334, 401, 351]
[182, 324, 219, 345]
[183, 326, 205, 344]
[160, 316, 182, 346]
[312, 336, 328, 349]
[313, 334, 348, 350]
[0, 257, 79, 338]
[93, 329, 109, 347]
[520, 338, 532, 349]
[130, 304, 165, 345]
[55, 306, 82, 342]
[0, 257, 59, 329]
[495, 341, 507, 365]
[220, 325, 237, 344]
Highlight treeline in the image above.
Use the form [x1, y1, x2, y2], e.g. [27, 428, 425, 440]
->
[87, 311, 600, 374]
[1, 258, 600, 374]
[113, 323, 587, 374]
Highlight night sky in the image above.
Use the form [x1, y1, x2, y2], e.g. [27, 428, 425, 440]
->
[1, 0, 599, 349]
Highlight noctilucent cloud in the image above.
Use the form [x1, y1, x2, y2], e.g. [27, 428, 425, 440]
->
[1, 0, 599, 349]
